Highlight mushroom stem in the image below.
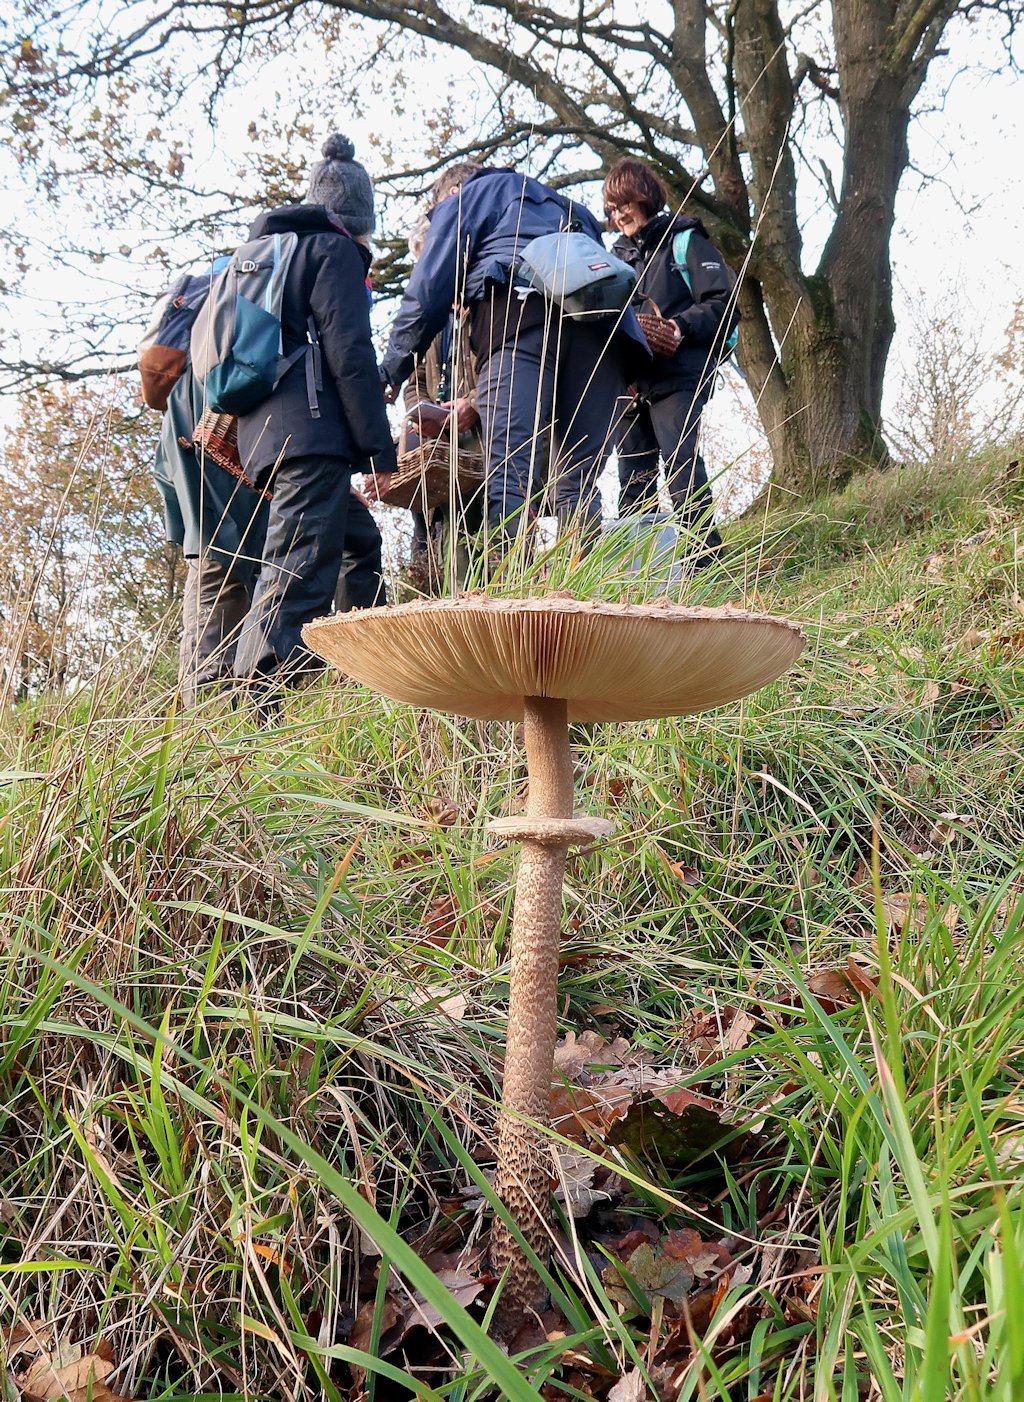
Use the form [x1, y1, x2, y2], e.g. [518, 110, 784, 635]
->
[492, 695, 574, 1322]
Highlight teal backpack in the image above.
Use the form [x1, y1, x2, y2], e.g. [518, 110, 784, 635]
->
[672, 229, 740, 357]
[190, 232, 313, 415]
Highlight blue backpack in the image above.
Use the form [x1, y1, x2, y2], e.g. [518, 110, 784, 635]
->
[138, 267, 221, 411]
[190, 232, 312, 415]
[673, 229, 740, 357]
[519, 229, 637, 319]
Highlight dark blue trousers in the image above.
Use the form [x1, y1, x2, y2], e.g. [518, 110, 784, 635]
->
[335, 492, 386, 612]
[474, 309, 629, 539]
[617, 381, 722, 552]
[235, 453, 352, 681]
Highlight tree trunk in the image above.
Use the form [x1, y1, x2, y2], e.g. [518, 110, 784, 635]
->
[739, 273, 891, 500]
[727, 0, 926, 497]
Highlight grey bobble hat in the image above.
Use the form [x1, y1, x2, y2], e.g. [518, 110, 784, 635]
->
[306, 134, 375, 236]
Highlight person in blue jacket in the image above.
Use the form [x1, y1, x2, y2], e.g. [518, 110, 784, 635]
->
[233, 135, 396, 692]
[379, 162, 650, 548]
[604, 158, 737, 561]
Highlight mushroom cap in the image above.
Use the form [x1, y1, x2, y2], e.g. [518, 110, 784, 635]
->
[303, 596, 804, 723]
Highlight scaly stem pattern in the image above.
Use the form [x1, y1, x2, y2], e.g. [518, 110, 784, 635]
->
[491, 695, 574, 1326]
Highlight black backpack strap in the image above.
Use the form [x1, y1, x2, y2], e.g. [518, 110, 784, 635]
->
[305, 315, 322, 420]
[273, 315, 322, 418]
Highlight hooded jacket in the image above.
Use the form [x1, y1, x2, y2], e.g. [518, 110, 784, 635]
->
[613, 213, 736, 392]
[236, 204, 396, 477]
[381, 168, 649, 387]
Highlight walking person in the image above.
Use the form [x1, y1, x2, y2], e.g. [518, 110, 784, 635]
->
[604, 157, 737, 561]
[232, 133, 395, 697]
[379, 161, 648, 552]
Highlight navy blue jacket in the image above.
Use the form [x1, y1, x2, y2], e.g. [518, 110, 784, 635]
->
[381, 168, 649, 387]
[237, 205, 396, 478]
[614, 213, 736, 392]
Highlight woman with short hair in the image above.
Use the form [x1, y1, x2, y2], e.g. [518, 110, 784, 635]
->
[604, 157, 736, 561]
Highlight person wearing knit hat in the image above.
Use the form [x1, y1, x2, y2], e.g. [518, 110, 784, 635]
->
[306, 134, 375, 238]
[231, 138, 395, 702]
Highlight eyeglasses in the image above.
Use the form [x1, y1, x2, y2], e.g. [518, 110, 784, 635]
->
[604, 199, 639, 218]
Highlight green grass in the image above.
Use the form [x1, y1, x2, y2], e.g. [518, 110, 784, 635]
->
[2, 444, 1024, 1400]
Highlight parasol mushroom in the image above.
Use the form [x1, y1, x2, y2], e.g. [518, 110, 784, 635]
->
[303, 596, 804, 1328]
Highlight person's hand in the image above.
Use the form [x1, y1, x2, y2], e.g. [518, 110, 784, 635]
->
[442, 396, 480, 434]
[670, 321, 684, 348]
[361, 470, 391, 503]
[350, 484, 371, 508]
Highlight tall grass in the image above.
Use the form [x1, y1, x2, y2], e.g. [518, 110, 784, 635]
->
[2, 446, 1024, 1399]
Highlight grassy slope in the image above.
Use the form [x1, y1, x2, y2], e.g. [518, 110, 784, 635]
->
[1, 448, 1023, 1401]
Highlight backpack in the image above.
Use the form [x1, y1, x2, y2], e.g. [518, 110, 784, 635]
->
[672, 229, 740, 357]
[518, 230, 637, 319]
[138, 269, 215, 411]
[190, 232, 312, 415]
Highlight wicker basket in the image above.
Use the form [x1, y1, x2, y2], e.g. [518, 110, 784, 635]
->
[636, 300, 681, 357]
[193, 409, 272, 501]
[193, 410, 241, 471]
[380, 438, 485, 513]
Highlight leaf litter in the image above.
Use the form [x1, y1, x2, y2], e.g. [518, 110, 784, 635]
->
[326, 1018, 817, 1398]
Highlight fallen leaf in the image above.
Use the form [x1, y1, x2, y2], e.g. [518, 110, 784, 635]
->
[662, 1228, 722, 1280]
[549, 1077, 639, 1142]
[995, 1134, 1024, 1166]
[604, 1241, 695, 1310]
[607, 777, 634, 808]
[3, 1321, 53, 1366]
[806, 968, 858, 1010]
[18, 1350, 130, 1402]
[251, 1242, 291, 1274]
[348, 1295, 403, 1366]
[552, 1148, 610, 1218]
[921, 680, 940, 706]
[668, 862, 701, 886]
[881, 892, 958, 936]
[508, 1309, 570, 1353]
[405, 985, 467, 1019]
[724, 1010, 756, 1052]
[603, 1229, 726, 1320]
[684, 1005, 756, 1066]
[422, 894, 461, 939]
[403, 1268, 485, 1333]
[553, 1030, 633, 1080]
[426, 796, 459, 826]
[607, 1368, 648, 1401]
[957, 626, 989, 652]
[844, 957, 879, 1000]
[391, 846, 432, 870]
[612, 1089, 749, 1166]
